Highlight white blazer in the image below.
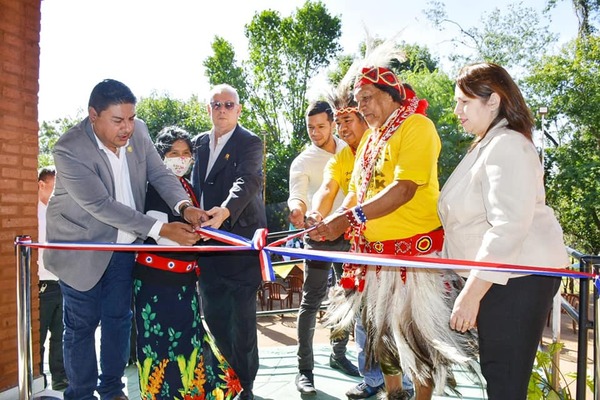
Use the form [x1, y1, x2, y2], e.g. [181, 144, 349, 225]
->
[438, 119, 569, 285]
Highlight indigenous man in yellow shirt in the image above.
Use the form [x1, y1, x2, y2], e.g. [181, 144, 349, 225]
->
[310, 51, 477, 400]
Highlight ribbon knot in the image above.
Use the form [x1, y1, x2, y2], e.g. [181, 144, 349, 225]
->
[252, 228, 274, 282]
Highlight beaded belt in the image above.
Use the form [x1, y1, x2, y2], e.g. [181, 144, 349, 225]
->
[340, 228, 445, 290]
[363, 227, 444, 256]
[136, 252, 198, 274]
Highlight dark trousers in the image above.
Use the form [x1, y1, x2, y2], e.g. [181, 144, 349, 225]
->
[477, 275, 560, 400]
[60, 252, 134, 400]
[297, 236, 350, 371]
[199, 268, 260, 392]
[39, 280, 67, 385]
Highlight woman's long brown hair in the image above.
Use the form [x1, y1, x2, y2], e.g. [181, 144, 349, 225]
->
[456, 62, 534, 142]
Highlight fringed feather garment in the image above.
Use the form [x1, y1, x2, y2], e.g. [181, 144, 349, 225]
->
[325, 265, 480, 395]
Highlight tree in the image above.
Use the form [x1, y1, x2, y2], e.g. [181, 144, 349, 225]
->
[526, 35, 600, 253]
[424, 0, 558, 71]
[135, 94, 212, 140]
[546, 0, 600, 37]
[38, 116, 80, 167]
[203, 0, 343, 219]
[397, 42, 440, 73]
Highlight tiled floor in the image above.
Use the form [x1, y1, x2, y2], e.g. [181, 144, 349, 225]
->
[40, 336, 486, 399]
[32, 294, 593, 399]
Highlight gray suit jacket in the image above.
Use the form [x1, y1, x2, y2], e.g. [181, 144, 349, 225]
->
[44, 117, 189, 291]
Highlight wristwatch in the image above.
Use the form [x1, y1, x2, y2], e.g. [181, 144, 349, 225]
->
[179, 201, 193, 218]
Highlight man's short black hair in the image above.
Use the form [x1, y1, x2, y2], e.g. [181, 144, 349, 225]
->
[38, 165, 56, 182]
[306, 100, 333, 122]
[88, 79, 137, 114]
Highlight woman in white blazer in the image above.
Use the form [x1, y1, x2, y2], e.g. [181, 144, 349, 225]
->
[438, 62, 569, 400]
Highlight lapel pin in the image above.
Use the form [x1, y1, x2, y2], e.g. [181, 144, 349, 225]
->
[127, 146, 133, 153]
[225, 153, 230, 160]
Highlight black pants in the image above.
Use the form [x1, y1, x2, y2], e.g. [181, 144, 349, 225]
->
[39, 280, 67, 385]
[198, 262, 260, 392]
[477, 275, 560, 400]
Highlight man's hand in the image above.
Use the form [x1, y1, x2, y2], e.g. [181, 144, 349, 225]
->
[200, 206, 230, 230]
[289, 208, 305, 229]
[305, 211, 323, 241]
[305, 211, 323, 227]
[312, 212, 349, 241]
[182, 206, 210, 227]
[159, 222, 200, 246]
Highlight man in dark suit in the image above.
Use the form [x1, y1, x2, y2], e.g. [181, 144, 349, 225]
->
[45, 79, 207, 400]
[192, 84, 266, 400]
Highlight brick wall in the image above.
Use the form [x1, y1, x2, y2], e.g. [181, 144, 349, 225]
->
[0, 0, 42, 391]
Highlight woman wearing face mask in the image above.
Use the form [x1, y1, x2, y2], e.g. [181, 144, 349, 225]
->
[133, 126, 241, 399]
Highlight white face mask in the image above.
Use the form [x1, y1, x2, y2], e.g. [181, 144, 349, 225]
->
[164, 156, 193, 177]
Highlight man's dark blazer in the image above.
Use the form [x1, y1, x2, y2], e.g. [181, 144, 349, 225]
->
[191, 124, 267, 285]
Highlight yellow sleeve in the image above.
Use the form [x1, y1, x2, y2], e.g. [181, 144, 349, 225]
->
[393, 114, 441, 185]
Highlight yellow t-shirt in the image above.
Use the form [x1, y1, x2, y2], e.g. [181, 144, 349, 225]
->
[349, 113, 441, 241]
[324, 134, 368, 195]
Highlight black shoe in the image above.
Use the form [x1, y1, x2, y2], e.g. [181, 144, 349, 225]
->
[295, 370, 317, 395]
[346, 381, 384, 399]
[329, 354, 360, 377]
[51, 378, 69, 391]
[233, 389, 254, 400]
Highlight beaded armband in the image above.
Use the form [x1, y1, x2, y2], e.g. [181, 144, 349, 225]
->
[344, 204, 367, 227]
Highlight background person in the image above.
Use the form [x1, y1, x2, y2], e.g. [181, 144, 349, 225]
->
[45, 79, 206, 400]
[191, 84, 267, 400]
[37, 166, 68, 391]
[441, 62, 569, 400]
[288, 100, 359, 396]
[133, 126, 240, 399]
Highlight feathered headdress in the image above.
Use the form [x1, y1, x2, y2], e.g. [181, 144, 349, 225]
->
[324, 70, 359, 118]
[349, 33, 408, 99]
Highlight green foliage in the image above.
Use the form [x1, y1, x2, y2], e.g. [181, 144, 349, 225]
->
[525, 35, 600, 254]
[527, 341, 594, 400]
[203, 0, 343, 211]
[202, 38, 257, 132]
[544, 136, 600, 254]
[38, 116, 80, 167]
[327, 54, 354, 87]
[528, 342, 572, 399]
[546, 0, 600, 37]
[424, 0, 558, 71]
[397, 42, 440, 73]
[243, 0, 342, 147]
[203, 37, 248, 102]
[135, 94, 212, 140]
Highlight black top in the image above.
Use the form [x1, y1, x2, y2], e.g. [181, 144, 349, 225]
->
[133, 182, 198, 286]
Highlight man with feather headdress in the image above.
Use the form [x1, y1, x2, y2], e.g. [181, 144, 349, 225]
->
[310, 39, 478, 400]
[306, 77, 417, 399]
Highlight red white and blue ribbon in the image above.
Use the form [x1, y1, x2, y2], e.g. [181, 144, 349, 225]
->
[18, 226, 598, 287]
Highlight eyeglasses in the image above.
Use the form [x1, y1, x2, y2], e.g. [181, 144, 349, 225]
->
[210, 101, 237, 110]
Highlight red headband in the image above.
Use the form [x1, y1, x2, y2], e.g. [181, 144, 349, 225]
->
[334, 106, 359, 118]
[354, 66, 404, 98]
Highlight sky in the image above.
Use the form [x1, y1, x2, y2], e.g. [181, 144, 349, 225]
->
[37, 0, 578, 123]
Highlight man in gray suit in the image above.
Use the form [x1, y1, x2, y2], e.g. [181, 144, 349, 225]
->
[44, 79, 207, 400]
